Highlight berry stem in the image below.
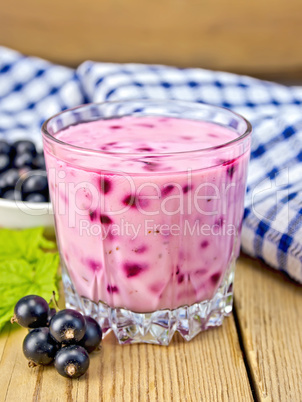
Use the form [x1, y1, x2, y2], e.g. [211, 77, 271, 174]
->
[10, 315, 17, 324]
[49, 291, 60, 311]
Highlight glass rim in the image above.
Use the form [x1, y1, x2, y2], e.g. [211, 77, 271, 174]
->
[41, 99, 252, 157]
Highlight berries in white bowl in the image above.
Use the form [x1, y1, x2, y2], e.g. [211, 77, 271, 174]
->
[0, 140, 49, 202]
[0, 139, 54, 230]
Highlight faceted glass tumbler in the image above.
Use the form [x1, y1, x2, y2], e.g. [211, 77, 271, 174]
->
[42, 100, 252, 345]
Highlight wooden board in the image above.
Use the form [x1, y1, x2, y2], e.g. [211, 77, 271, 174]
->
[234, 255, 302, 401]
[0, 313, 252, 401]
[1, 0, 302, 78]
[1, 255, 302, 401]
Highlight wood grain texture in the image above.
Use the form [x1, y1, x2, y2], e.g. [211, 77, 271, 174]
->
[1, 256, 302, 401]
[0, 302, 253, 402]
[1, 0, 302, 77]
[234, 255, 302, 401]
[0, 310, 252, 401]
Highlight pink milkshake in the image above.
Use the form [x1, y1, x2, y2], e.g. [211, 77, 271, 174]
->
[42, 100, 251, 344]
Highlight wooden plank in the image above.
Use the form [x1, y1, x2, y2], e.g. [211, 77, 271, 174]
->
[234, 255, 302, 401]
[0, 310, 252, 401]
[1, 0, 302, 77]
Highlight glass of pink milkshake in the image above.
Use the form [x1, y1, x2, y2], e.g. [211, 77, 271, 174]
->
[42, 100, 251, 345]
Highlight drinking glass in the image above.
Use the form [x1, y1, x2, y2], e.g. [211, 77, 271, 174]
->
[42, 100, 252, 345]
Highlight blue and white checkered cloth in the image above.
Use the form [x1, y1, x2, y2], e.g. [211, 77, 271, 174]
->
[1, 46, 301, 283]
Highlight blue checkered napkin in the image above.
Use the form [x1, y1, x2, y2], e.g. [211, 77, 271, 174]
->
[1, 47, 302, 283]
[77, 63, 302, 283]
[0, 47, 85, 148]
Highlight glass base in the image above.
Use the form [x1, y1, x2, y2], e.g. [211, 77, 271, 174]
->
[61, 259, 235, 345]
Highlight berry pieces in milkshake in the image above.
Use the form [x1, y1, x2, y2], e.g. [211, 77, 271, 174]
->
[44, 116, 250, 313]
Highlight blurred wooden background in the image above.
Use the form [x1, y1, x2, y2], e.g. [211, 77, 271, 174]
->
[1, 0, 302, 80]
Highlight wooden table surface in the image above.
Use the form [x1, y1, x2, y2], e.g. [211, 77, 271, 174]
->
[0, 254, 301, 402]
[2, 0, 302, 80]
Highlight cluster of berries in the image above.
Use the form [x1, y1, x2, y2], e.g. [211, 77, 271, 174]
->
[0, 140, 49, 202]
[11, 295, 102, 378]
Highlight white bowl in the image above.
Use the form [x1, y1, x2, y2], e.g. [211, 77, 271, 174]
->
[0, 198, 55, 234]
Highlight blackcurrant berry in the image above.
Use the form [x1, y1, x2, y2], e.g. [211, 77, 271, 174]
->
[47, 308, 56, 326]
[13, 152, 34, 169]
[24, 193, 48, 203]
[49, 309, 86, 344]
[13, 140, 37, 157]
[54, 345, 89, 378]
[0, 140, 15, 158]
[23, 327, 59, 366]
[2, 189, 22, 201]
[79, 316, 102, 353]
[21, 174, 48, 197]
[0, 154, 11, 174]
[32, 153, 46, 170]
[11, 295, 50, 328]
[0, 169, 20, 193]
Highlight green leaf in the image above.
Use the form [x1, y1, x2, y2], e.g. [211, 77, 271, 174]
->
[0, 228, 59, 332]
[31, 253, 60, 297]
[39, 236, 57, 251]
[0, 227, 56, 263]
